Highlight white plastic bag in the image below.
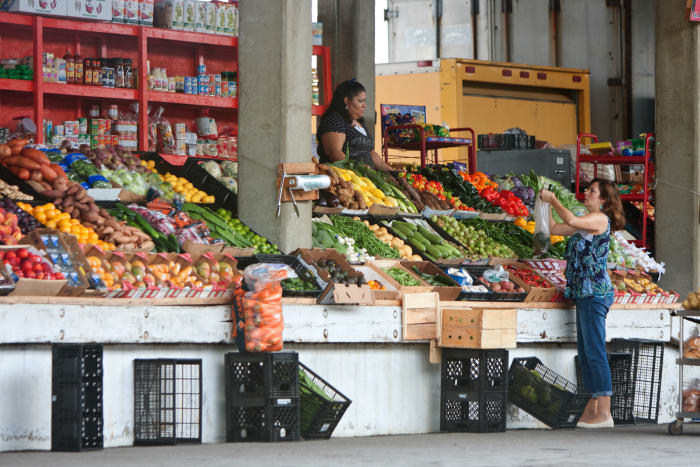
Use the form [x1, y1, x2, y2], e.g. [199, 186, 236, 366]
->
[533, 194, 551, 256]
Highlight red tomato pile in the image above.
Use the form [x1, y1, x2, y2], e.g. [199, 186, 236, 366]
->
[0, 248, 65, 280]
[480, 186, 529, 217]
[504, 265, 551, 288]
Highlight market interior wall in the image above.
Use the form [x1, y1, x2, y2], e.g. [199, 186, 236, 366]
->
[0, 342, 688, 452]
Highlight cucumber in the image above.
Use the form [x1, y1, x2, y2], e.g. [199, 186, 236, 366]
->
[427, 245, 444, 259]
[408, 237, 427, 252]
[394, 220, 417, 232]
[412, 232, 431, 247]
[391, 222, 412, 237]
[391, 226, 408, 241]
[424, 252, 439, 262]
[418, 225, 444, 245]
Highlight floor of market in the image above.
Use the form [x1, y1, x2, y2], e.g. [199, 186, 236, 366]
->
[3, 425, 698, 467]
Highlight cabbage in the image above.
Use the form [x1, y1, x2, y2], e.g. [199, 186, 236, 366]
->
[219, 176, 238, 194]
[220, 161, 238, 178]
[201, 161, 222, 178]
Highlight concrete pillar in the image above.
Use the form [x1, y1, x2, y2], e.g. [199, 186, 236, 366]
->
[655, 0, 700, 293]
[237, 0, 312, 253]
[318, 0, 376, 131]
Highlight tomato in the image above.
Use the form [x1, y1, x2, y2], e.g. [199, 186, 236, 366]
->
[5, 251, 16, 262]
[35, 272, 45, 280]
[30, 254, 42, 263]
[33, 262, 44, 273]
[54, 272, 65, 280]
[25, 271, 36, 279]
[16, 248, 28, 259]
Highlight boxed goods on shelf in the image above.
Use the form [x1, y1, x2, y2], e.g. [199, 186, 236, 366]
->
[5, 0, 68, 16]
[0, 245, 68, 296]
[66, 0, 112, 21]
[438, 307, 516, 349]
[400, 260, 461, 300]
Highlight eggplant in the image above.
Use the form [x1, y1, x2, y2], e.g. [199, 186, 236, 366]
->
[326, 192, 340, 208]
[317, 190, 329, 207]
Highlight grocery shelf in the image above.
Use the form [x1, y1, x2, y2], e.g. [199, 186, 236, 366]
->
[578, 155, 647, 164]
[145, 28, 238, 47]
[147, 92, 237, 109]
[0, 11, 33, 27]
[44, 83, 138, 100]
[43, 16, 140, 37]
[576, 132, 654, 251]
[158, 154, 237, 165]
[0, 78, 33, 93]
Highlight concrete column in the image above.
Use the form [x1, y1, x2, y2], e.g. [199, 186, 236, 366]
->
[318, 0, 376, 131]
[655, 0, 700, 293]
[238, 0, 312, 253]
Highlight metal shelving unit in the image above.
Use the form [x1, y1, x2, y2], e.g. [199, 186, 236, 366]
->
[575, 132, 655, 250]
[668, 309, 700, 435]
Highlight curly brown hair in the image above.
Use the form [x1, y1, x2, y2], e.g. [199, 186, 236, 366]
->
[590, 178, 626, 231]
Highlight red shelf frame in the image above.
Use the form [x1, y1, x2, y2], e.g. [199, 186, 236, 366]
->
[44, 82, 139, 100]
[147, 91, 237, 109]
[382, 124, 477, 169]
[312, 45, 332, 116]
[575, 132, 655, 250]
[0, 78, 33, 92]
[145, 27, 238, 47]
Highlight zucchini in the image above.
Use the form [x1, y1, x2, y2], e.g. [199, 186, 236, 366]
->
[424, 252, 438, 262]
[418, 225, 444, 245]
[412, 232, 431, 247]
[391, 222, 412, 237]
[427, 245, 444, 259]
[408, 237, 427, 252]
[394, 220, 417, 232]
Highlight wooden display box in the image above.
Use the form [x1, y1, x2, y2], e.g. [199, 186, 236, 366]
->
[294, 248, 375, 305]
[25, 229, 90, 297]
[182, 241, 253, 258]
[369, 259, 432, 295]
[399, 261, 461, 301]
[438, 306, 517, 349]
[0, 245, 68, 297]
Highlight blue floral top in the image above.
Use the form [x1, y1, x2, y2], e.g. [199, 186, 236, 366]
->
[564, 218, 613, 300]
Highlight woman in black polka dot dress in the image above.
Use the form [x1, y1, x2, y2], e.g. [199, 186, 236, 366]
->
[317, 80, 392, 171]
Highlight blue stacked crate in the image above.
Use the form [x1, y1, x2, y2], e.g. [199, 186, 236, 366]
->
[440, 348, 509, 433]
[225, 352, 300, 442]
[51, 344, 103, 452]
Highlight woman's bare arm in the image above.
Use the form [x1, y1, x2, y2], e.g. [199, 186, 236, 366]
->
[370, 150, 392, 171]
[320, 132, 347, 162]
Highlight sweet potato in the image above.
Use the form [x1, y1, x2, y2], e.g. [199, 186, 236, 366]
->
[66, 184, 80, 196]
[39, 164, 58, 182]
[4, 156, 41, 170]
[40, 189, 65, 198]
[21, 148, 50, 165]
[30, 170, 42, 182]
[50, 164, 66, 180]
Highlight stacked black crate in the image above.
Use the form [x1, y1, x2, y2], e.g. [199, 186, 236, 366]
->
[574, 352, 636, 424]
[51, 344, 103, 451]
[440, 348, 509, 433]
[225, 352, 300, 442]
[133, 359, 202, 445]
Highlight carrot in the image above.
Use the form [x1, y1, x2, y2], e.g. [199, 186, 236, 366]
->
[4, 156, 41, 170]
[39, 164, 58, 182]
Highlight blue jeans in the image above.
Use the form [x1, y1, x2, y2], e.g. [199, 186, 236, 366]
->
[576, 295, 614, 397]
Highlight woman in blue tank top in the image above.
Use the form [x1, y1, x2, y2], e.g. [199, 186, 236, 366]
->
[540, 178, 626, 429]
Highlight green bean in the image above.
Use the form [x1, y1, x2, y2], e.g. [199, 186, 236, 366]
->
[383, 267, 421, 286]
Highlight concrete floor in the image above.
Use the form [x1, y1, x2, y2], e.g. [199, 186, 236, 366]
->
[1, 425, 699, 467]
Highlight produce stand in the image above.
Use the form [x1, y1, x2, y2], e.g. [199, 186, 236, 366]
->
[668, 309, 700, 435]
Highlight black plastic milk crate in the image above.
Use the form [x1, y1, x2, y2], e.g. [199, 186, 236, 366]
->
[298, 362, 352, 440]
[255, 255, 324, 298]
[440, 390, 507, 433]
[226, 396, 301, 442]
[224, 352, 299, 402]
[508, 357, 590, 429]
[575, 352, 635, 425]
[51, 344, 103, 451]
[441, 348, 509, 393]
[133, 359, 202, 445]
[608, 338, 664, 424]
[184, 157, 237, 213]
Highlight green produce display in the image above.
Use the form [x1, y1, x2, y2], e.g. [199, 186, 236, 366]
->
[385, 219, 466, 262]
[427, 216, 514, 260]
[109, 204, 179, 253]
[281, 274, 318, 292]
[383, 266, 422, 287]
[456, 217, 567, 260]
[518, 170, 587, 220]
[312, 221, 342, 249]
[410, 266, 455, 287]
[329, 215, 400, 259]
[414, 165, 502, 213]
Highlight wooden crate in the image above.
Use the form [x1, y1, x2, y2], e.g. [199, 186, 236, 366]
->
[402, 292, 440, 341]
[438, 307, 517, 349]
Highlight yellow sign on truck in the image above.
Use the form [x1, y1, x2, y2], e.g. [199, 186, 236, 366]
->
[375, 58, 591, 164]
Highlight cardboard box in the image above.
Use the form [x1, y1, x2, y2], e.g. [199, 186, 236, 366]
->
[182, 240, 253, 258]
[312, 22, 323, 45]
[293, 248, 374, 305]
[502, 262, 557, 302]
[124, 0, 138, 23]
[182, 0, 195, 30]
[438, 307, 517, 349]
[0, 245, 68, 297]
[352, 264, 400, 301]
[112, 0, 125, 22]
[204, 0, 215, 33]
[139, 0, 153, 25]
[369, 259, 432, 295]
[6, 0, 67, 16]
[215, 0, 224, 34]
[67, 0, 112, 21]
[400, 261, 461, 301]
[193, 0, 206, 32]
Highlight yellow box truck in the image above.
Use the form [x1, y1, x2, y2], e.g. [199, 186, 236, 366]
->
[375, 58, 591, 164]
